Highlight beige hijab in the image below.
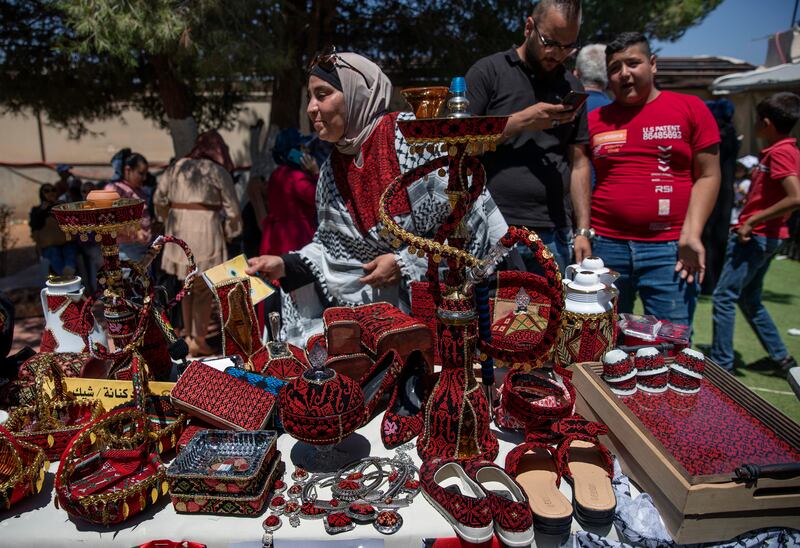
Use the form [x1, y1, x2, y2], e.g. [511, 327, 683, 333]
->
[334, 52, 393, 158]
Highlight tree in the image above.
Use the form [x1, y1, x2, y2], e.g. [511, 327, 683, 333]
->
[341, 0, 724, 84]
[0, 1, 140, 139]
[57, 0, 288, 155]
[0, 0, 722, 151]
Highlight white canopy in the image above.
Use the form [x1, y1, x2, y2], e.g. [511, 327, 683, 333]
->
[712, 62, 800, 94]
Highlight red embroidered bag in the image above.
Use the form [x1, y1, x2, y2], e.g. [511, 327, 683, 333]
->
[170, 360, 277, 431]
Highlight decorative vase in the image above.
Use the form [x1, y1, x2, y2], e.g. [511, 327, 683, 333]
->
[39, 275, 107, 354]
[554, 271, 617, 367]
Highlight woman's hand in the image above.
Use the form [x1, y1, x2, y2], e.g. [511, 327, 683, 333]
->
[359, 253, 400, 288]
[246, 255, 286, 280]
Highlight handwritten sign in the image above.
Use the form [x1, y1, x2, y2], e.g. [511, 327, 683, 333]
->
[64, 378, 176, 410]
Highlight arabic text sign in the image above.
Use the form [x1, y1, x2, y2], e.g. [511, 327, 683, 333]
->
[64, 378, 175, 410]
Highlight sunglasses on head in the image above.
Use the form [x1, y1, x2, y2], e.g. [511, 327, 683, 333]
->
[307, 45, 369, 85]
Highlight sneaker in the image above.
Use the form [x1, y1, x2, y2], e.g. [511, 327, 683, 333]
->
[464, 460, 534, 547]
[420, 459, 494, 544]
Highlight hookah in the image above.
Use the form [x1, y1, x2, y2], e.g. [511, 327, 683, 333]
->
[379, 77, 509, 461]
[51, 190, 197, 379]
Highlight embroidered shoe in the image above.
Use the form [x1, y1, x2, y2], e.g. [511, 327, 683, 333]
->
[381, 350, 431, 448]
[464, 460, 534, 547]
[420, 459, 493, 544]
[362, 349, 404, 420]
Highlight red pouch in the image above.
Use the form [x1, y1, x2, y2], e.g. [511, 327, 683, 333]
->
[323, 307, 362, 356]
[211, 277, 268, 371]
[170, 361, 276, 431]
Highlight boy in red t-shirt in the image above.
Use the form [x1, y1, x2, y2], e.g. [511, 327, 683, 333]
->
[588, 32, 721, 326]
[711, 92, 800, 375]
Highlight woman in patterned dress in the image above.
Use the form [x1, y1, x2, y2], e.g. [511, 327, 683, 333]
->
[246, 51, 507, 345]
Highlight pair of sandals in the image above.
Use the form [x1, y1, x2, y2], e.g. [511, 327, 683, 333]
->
[505, 415, 616, 535]
[501, 367, 615, 535]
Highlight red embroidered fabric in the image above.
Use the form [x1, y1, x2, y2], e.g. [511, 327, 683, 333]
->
[622, 380, 800, 476]
[330, 112, 409, 235]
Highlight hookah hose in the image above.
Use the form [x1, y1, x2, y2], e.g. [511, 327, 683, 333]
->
[474, 281, 494, 386]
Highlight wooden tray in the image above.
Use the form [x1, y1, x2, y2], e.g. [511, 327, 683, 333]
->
[572, 359, 800, 544]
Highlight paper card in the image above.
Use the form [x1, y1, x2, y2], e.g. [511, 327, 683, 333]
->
[64, 378, 176, 410]
[202, 254, 274, 305]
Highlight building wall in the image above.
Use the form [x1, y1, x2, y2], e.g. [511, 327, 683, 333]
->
[0, 98, 272, 219]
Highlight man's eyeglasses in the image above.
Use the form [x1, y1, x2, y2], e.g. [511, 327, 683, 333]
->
[532, 20, 579, 54]
[307, 45, 369, 85]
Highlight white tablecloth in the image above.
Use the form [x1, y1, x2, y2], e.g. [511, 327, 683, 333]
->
[0, 414, 621, 547]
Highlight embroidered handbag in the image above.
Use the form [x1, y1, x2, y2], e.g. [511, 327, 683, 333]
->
[0, 424, 48, 509]
[6, 355, 104, 461]
[324, 302, 435, 371]
[482, 227, 563, 369]
[170, 360, 277, 431]
[55, 350, 169, 525]
[209, 277, 271, 371]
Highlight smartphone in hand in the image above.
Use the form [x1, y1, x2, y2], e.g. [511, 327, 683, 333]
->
[561, 91, 590, 111]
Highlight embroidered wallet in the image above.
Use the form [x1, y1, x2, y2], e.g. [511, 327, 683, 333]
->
[171, 361, 276, 431]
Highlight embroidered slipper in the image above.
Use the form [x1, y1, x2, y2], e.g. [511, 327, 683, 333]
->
[420, 458, 494, 544]
[552, 415, 616, 527]
[505, 436, 573, 536]
[464, 459, 534, 547]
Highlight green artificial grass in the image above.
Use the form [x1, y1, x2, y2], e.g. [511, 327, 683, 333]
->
[635, 257, 800, 423]
[692, 257, 800, 423]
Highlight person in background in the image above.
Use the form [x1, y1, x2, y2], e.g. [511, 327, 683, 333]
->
[575, 43, 611, 113]
[110, 148, 131, 183]
[700, 98, 740, 294]
[711, 92, 800, 376]
[258, 128, 319, 257]
[54, 164, 81, 197]
[72, 181, 103, 292]
[105, 151, 153, 262]
[731, 155, 758, 225]
[154, 130, 242, 356]
[29, 184, 78, 276]
[465, 0, 592, 271]
[80, 181, 96, 200]
[575, 42, 611, 190]
[588, 32, 721, 326]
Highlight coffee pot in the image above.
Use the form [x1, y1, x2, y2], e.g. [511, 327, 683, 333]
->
[40, 275, 107, 353]
[565, 256, 619, 288]
[564, 271, 616, 314]
[555, 271, 617, 366]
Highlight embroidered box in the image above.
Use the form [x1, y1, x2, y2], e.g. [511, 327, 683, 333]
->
[167, 430, 278, 496]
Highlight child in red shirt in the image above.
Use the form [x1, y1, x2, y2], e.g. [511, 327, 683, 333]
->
[588, 32, 721, 326]
[711, 92, 800, 376]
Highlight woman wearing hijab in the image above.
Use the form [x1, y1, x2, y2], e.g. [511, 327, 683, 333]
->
[154, 130, 242, 356]
[246, 50, 507, 344]
[105, 151, 153, 262]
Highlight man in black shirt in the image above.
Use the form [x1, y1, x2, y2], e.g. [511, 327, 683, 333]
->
[466, 0, 592, 271]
